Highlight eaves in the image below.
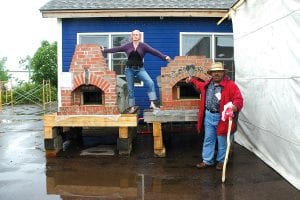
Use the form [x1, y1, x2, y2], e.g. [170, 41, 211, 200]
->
[41, 8, 228, 18]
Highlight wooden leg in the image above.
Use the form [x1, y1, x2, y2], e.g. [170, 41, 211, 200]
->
[118, 127, 132, 155]
[153, 122, 166, 157]
[119, 127, 128, 139]
[44, 127, 62, 157]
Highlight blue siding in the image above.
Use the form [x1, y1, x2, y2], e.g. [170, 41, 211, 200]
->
[62, 17, 232, 111]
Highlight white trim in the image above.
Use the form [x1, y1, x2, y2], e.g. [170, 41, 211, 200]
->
[57, 19, 63, 108]
[41, 9, 228, 19]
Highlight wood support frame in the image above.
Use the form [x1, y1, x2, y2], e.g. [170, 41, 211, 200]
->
[43, 113, 138, 157]
[152, 122, 166, 157]
[143, 109, 198, 157]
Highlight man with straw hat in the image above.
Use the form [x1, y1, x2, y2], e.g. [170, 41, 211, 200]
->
[186, 62, 243, 171]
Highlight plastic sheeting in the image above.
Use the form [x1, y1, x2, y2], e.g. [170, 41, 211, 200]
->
[231, 0, 300, 190]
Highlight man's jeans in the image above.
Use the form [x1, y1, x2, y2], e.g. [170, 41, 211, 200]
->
[124, 67, 157, 107]
[202, 109, 234, 165]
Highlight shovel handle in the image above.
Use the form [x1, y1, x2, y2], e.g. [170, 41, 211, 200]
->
[222, 118, 232, 183]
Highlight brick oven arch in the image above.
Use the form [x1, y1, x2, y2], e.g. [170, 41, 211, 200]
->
[160, 56, 212, 110]
[73, 74, 112, 94]
[168, 73, 210, 89]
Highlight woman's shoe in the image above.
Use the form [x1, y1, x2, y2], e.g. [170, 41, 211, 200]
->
[128, 106, 136, 114]
[150, 101, 159, 109]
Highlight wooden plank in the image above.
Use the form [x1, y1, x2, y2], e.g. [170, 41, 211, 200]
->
[42, 9, 228, 19]
[143, 109, 198, 123]
[44, 126, 59, 139]
[44, 113, 138, 127]
[152, 122, 162, 137]
[119, 127, 128, 139]
[152, 122, 165, 157]
[153, 136, 163, 150]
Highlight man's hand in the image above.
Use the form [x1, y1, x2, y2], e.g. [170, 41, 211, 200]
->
[222, 102, 234, 121]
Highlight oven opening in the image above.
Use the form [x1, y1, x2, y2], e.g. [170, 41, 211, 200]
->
[81, 85, 103, 105]
[174, 81, 200, 99]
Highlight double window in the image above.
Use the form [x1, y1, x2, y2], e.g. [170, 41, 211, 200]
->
[180, 33, 234, 80]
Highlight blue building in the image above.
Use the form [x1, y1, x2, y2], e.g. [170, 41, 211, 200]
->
[40, 0, 235, 111]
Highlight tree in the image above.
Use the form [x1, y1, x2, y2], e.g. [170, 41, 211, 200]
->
[31, 41, 57, 87]
[0, 57, 10, 81]
[19, 55, 32, 79]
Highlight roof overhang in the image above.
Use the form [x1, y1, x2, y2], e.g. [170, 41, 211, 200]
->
[41, 9, 228, 18]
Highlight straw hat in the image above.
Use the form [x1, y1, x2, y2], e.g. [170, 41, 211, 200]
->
[207, 62, 227, 74]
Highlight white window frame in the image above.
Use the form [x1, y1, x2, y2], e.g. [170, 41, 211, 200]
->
[179, 32, 234, 60]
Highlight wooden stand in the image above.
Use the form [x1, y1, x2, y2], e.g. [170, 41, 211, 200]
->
[143, 109, 198, 157]
[44, 113, 138, 157]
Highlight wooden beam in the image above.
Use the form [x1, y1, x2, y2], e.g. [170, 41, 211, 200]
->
[217, 0, 247, 25]
[41, 9, 228, 18]
[43, 113, 138, 127]
[119, 127, 129, 139]
[143, 109, 198, 123]
[152, 122, 166, 157]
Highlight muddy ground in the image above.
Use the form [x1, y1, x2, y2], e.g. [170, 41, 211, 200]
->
[0, 105, 299, 200]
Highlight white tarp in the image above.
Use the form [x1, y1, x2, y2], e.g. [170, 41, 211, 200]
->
[231, 0, 300, 190]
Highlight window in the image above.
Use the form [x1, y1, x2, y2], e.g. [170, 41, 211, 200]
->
[182, 34, 211, 57]
[180, 33, 235, 80]
[78, 33, 144, 86]
[214, 35, 234, 79]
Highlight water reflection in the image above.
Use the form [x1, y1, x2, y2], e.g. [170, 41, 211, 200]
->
[44, 133, 211, 199]
[45, 153, 218, 199]
[46, 158, 138, 199]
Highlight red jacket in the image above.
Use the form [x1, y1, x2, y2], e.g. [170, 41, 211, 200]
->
[190, 76, 243, 136]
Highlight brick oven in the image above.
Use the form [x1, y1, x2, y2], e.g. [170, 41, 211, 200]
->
[160, 56, 212, 110]
[58, 44, 119, 115]
[143, 56, 213, 157]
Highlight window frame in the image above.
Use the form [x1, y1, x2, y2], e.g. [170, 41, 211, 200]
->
[179, 32, 235, 79]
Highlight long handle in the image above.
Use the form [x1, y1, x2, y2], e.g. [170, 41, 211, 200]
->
[222, 118, 232, 183]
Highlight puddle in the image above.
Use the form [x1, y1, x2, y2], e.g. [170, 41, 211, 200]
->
[80, 145, 116, 156]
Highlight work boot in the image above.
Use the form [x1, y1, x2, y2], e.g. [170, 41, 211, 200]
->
[196, 162, 214, 169]
[216, 162, 224, 171]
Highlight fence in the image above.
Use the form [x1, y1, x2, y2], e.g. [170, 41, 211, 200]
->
[0, 80, 53, 114]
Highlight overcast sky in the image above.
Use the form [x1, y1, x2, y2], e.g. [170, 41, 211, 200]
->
[0, 0, 57, 70]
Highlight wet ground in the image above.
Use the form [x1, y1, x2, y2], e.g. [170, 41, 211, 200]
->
[0, 105, 299, 200]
